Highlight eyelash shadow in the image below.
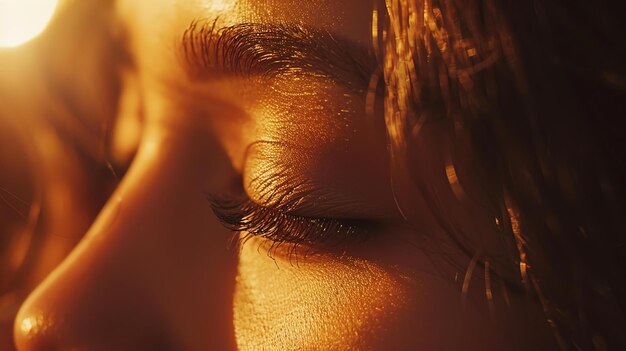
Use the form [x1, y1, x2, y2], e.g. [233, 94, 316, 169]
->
[208, 193, 374, 259]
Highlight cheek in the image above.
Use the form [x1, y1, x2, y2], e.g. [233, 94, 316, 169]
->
[231, 235, 528, 350]
[232, 238, 412, 350]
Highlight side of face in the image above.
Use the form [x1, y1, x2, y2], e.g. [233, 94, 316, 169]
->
[12, 1, 557, 350]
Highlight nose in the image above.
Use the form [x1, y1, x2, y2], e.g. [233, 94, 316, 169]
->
[13, 128, 238, 350]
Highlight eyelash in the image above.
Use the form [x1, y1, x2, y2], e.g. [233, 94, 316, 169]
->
[208, 194, 374, 258]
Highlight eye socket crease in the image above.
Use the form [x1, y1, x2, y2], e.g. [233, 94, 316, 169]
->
[179, 19, 377, 94]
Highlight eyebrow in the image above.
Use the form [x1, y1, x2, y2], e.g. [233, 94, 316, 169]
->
[179, 20, 376, 93]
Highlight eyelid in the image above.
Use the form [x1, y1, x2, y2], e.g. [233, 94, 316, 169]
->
[243, 140, 398, 220]
[207, 192, 375, 257]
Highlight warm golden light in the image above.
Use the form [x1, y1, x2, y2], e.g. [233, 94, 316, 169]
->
[19, 316, 34, 335]
[0, 0, 59, 48]
[19, 314, 44, 336]
[203, 0, 235, 13]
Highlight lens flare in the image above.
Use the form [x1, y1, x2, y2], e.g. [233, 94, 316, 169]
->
[0, 0, 59, 48]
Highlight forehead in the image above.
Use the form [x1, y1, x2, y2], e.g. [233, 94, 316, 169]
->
[118, 0, 373, 51]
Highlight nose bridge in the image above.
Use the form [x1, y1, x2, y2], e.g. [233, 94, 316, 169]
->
[14, 130, 238, 350]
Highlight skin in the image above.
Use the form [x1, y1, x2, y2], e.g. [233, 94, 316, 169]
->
[11, 0, 558, 350]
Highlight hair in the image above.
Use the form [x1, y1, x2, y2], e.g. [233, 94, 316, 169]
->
[382, 0, 626, 349]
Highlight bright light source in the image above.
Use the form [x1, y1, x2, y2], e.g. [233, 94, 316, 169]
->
[0, 0, 59, 48]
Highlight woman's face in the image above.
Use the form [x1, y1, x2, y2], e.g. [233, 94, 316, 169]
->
[12, 0, 556, 350]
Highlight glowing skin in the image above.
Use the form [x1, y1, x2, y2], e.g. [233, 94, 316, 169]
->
[12, 1, 558, 350]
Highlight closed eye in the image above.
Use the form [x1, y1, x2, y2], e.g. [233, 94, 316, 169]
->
[207, 192, 376, 258]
